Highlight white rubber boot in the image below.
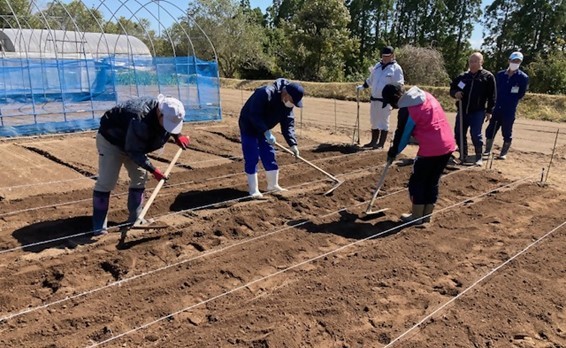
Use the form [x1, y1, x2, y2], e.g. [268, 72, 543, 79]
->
[266, 170, 287, 192]
[246, 173, 263, 199]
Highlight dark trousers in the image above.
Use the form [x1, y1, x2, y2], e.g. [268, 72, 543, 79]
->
[409, 153, 452, 205]
[485, 110, 515, 143]
[454, 110, 486, 155]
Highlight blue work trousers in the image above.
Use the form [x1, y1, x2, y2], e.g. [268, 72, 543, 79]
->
[241, 132, 278, 174]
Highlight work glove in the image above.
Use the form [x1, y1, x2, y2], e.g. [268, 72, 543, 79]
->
[152, 168, 168, 182]
[174, 134, 190, 150]
[291, 145, 300, 158]
[356, 85, 365, 91]
[264, 130, 276, 145]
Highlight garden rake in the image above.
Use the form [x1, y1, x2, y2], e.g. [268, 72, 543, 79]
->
[364, 160, 392, 217]
[119, 147, 183, 242]
[275, 142, 344, 195]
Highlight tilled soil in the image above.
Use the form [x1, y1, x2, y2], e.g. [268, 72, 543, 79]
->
[0, 110, 565, 348]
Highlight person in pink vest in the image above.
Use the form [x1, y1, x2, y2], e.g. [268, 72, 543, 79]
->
[383, 83, 456, 225]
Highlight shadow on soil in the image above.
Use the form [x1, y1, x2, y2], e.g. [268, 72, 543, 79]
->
[291, 210, 409, 239]
[170, 187, 250, 212]
[116, 236, 162, 250]
[312, 143, 363, 154]
[12, 216, 100, 253]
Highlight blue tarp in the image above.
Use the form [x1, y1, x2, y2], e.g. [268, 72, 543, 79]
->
[0, 56, 221, 137]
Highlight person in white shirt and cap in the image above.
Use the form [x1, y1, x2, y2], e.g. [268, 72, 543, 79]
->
[357, 46, 404, 149]
[92, 94, 190, 236]
[484, 51, 529, 160]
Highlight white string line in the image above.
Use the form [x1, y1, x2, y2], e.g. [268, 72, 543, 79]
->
[85, 175, 535, 348]
[0, 146, 368, 211]
[383, 219, 566, 348]
[0, 175, 99, 190]
[0, 173, 407, 322]
[0, 130, 96, 143]
[0, 123, 227, 144]
[0, 149, 365, 218]
[0, 165, 476, 322]
[0, 180, 312, 256]
[0, 154, 235, 191]
[0, 153, 228, 191]
[0, 156, 397, 255]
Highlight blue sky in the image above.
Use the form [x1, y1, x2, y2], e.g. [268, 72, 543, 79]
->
[77, 0, 488, 48]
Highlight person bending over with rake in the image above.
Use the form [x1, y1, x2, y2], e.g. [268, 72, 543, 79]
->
[384, 83, 456, 225]
[92, 94, 190, 236]
[239, 78, 304, 199]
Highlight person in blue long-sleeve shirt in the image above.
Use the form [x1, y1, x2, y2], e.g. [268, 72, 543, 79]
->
[239, 78, 304, 198]
[484, 51, 529, 160]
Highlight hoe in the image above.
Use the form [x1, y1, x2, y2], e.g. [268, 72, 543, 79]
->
[364, 160, 392, 217]
[275, 142, 344, 195]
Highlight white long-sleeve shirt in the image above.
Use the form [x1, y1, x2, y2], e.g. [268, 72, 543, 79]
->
[365, 61, 404, 99]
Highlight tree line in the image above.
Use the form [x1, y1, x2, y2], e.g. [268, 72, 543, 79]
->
[1, 0, 564, 94]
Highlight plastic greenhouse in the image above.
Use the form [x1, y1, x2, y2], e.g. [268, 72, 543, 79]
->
[0, 0, 221, 137]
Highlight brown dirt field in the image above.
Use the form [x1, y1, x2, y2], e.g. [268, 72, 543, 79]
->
[0, 89, 565, 348]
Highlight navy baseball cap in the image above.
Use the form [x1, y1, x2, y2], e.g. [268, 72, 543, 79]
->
[285, 82, 304, 108]
[381, 46, 394, 56]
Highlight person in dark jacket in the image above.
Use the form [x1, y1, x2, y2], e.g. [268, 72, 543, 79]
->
[92, 94, 190, 235]
[450, 52, 496, 165]
[484, 51, 529, 160]
[385, 83, 456, 225]
[239, 78, 303, 198]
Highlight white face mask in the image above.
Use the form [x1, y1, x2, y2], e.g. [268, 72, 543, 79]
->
[509, 63, 521, 71]
[284, 100, 294, 108]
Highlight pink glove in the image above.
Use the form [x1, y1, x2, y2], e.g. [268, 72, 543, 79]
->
[152, 168, 168, 181]
[175, 134, 190, 150]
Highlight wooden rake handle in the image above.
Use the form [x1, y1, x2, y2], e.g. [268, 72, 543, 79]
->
[134, 147, 183, 226]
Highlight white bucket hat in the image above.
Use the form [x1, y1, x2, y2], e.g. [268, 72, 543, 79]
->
[157, 94, 185, 134]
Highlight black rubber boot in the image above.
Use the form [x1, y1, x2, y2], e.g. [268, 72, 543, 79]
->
[363, 129, 379, 148]
[499, 141, 511, 159]
[375, 130, 388, 149]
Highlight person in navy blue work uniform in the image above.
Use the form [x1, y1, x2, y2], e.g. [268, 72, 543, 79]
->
[239, 78, 303, 198]
[484, 51, 529, 160]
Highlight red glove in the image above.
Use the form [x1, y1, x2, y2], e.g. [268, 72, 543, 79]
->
[174, 134, 190, 150]
[152, 168, 168, 181]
